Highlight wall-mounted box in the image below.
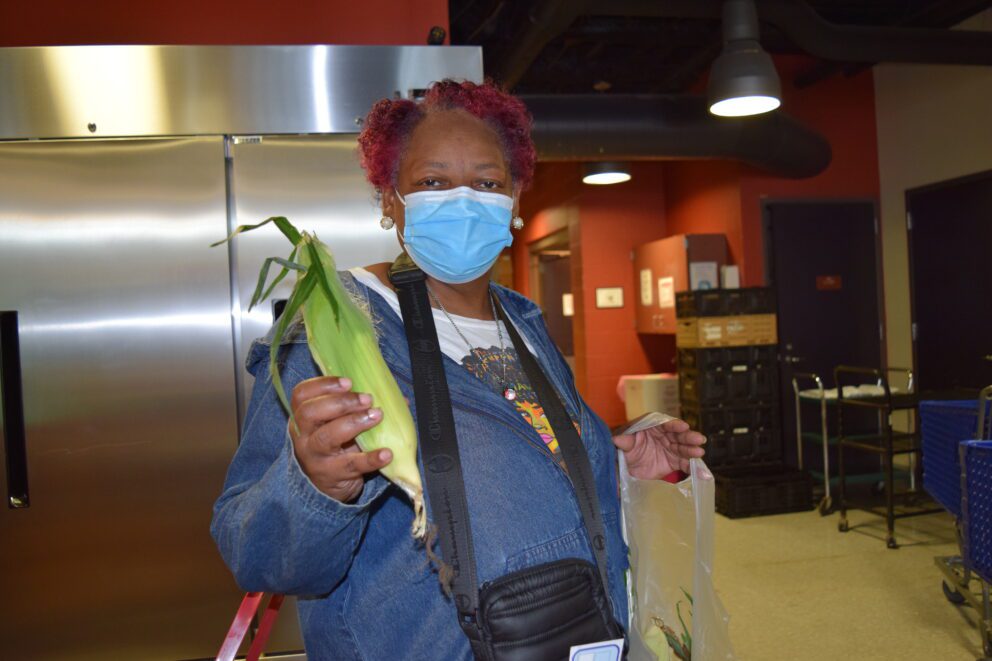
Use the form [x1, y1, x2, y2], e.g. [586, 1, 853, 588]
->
[634, 234, 728, 334]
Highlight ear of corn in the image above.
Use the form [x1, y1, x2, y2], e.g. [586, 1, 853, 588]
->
[213, 217, 426, 539]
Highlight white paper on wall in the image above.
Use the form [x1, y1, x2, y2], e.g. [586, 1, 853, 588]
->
[640, 269, 653, 306]
[657, 277, 675, 309]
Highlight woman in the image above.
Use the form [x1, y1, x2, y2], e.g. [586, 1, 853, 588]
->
[211, 80, 705, 660]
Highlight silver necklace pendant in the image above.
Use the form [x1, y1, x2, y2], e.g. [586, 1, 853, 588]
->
[427, 282, 516, 403]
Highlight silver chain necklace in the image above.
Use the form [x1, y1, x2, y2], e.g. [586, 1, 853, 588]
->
[426, 284, 518, 401]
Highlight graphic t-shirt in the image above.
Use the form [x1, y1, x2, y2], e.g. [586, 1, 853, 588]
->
[351, 267, 571, 468]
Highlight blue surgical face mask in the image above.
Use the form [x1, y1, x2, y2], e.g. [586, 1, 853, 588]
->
[395, 186, 514, 284]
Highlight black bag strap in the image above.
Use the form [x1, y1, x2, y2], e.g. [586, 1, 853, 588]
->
[388, 255, 615, 636]
[490, 295, 613, 600]
[388, 255, 480, 624]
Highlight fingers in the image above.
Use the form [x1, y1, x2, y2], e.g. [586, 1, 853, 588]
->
[291, 375, 352, 412]
[295, 390, 373, 439]
[660, 418, 690, 433]
[328, 448, 393, 480]
[612, 433, 636, 452]
[677, 430, 707, 447]
[309, 407, 383, 455]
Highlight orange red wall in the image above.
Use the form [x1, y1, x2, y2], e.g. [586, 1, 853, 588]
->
[514, 163, 674, 426]
[0, 0, 448, 46]
[517, 55, 882, 426]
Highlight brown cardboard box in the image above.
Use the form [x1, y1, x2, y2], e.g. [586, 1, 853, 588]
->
[676, 314, 778, 348]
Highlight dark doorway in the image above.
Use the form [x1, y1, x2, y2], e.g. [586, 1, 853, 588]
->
[529, 230, 574, 358]
[907, 170, 992, 395]
[764, 200, 884, 468]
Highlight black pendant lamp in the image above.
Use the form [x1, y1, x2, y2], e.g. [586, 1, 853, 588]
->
[708, 0, 781, 117]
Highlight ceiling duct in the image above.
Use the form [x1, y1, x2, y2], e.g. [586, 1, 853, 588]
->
[524, 94, 832, 179]
[497, 0, 992, 89]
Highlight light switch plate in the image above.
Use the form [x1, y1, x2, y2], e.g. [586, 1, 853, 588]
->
[595, 287, 624, 309]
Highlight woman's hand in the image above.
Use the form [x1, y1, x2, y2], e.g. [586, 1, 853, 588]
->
[613, 419, 706, 480]
[288, 376, 392, 503]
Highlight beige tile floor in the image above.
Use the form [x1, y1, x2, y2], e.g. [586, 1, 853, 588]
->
[713, 507, 988, 660]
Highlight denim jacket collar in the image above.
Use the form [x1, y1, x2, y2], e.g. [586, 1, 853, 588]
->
[338, 270, 584, 433]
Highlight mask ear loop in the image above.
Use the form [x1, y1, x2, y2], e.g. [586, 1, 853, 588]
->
[393, 188, 407, 206]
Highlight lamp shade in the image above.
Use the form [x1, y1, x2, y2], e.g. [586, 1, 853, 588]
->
[582, 162, 631, 185]
[708, 40, 781, 117]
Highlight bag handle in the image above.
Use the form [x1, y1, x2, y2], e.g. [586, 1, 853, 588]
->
[217, 592, 285, 661]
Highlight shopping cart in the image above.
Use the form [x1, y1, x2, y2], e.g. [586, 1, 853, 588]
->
[924, 386, 992, 661]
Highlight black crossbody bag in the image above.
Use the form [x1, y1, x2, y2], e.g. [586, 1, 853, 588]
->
[389, 257, 626, 661]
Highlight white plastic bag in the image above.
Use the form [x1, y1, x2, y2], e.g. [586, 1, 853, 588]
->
[619, 445, 734, 661]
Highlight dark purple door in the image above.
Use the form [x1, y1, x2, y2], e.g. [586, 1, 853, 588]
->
[907, 171, 992, 395]
[764, 200, 884, 467]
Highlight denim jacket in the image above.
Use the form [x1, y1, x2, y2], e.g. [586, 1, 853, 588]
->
[211, 272, 629, 660]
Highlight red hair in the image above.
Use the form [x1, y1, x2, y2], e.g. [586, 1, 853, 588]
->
[357, 79, 536, 191]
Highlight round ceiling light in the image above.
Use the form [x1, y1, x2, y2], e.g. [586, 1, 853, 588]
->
[707, 0, 782, 118]
[582, 162, 631, 185]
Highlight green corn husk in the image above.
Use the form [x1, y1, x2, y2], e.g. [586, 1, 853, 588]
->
[213, 217, 426, 539]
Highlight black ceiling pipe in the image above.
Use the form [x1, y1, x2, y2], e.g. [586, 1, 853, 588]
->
[496, 0, 992, 89]
[523, 94, 832, 179]
[596, 1, 992, 64]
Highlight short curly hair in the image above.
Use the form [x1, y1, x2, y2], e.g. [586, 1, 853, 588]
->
[357, 79, 536, 191]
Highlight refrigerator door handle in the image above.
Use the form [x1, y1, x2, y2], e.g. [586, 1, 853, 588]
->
[1, 310, 29, 508]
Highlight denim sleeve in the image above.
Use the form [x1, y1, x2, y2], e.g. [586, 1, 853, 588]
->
[210, 341, 388, 595]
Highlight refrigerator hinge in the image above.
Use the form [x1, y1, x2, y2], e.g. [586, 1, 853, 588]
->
[906, 212, 912, 231]
[232, 135, 263, 145]
[912, 322, 918, 341]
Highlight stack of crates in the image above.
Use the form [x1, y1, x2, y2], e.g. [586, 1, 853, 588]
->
[676, 287, 813, 517]
[676, 288, 780, 468]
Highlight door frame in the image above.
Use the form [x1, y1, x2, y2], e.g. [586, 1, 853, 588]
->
[905, 169, 992, 390]
[760, 197, 888, 374]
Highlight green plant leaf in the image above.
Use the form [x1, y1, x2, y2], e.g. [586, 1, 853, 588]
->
[256, 249, 302, 308]
[209, 215, 302, 248]
[676, 599, 692, 656]
[268, 269, 318, 430]
[303, 239, 340, 326]
[248, 254, 306, 311]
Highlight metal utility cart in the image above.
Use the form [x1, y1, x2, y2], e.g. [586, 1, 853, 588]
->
[834, 366, 942, 549]
[793, 373, 832, 514]
[793, 371, 911, 516]
[926, 387, 992, 661]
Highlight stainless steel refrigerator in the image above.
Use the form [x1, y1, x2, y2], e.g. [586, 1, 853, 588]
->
[0, 45, 481, 660]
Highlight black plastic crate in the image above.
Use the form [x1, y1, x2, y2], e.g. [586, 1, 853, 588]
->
[675, 287, 776, 318]
[679, 363, 778, 406]
[682, 403, 782, 468]
[739, 288, 776, 315]
[681, 403, 779, 436]
[703, 428, 782, 468]
[678, 345, 777, 372]
[714, 464, 814, 518]
[676, 290, 726, 318]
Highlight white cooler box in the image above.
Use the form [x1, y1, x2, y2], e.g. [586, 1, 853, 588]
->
[619, 373, 680, 422]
